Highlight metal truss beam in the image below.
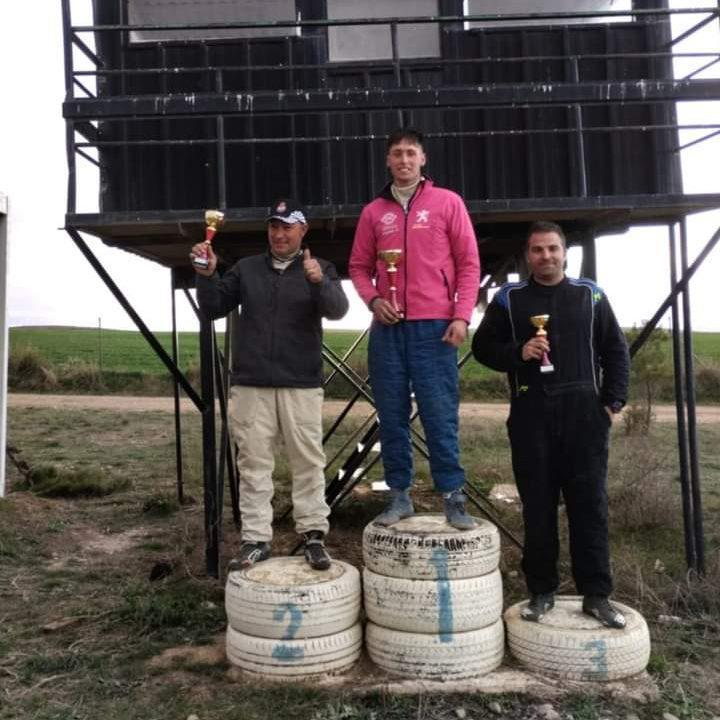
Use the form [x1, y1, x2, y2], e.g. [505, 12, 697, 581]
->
[629, 223, 720, 357]
[70, 7, 720, 34]
[65, 194, 720, 237]
[63, 79, 720, 120]
[628, 221, 718, 575]
[65, 227, 205, 410]
[317, 340, 523, 550]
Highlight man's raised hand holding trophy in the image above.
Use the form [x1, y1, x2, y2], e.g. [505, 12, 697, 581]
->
[191, 209, 225, 270]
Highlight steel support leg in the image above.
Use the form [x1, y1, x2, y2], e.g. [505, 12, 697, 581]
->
[679, 218, 705, 575]
[668, 224, 696, 571]
[170, 270, 184, 504]
[199, 315, 220, 577]
[223, 318, 240, 526]
[214, 330, 240, 527]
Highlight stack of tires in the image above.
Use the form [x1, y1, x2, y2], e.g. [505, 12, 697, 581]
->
[504, 596, 651, 681]
[225, 556, 362, 680]
[363, 514, 505, 680]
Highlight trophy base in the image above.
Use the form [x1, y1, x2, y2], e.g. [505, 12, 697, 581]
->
[540, 364, 555, 374]
[192, 256, 209, 269]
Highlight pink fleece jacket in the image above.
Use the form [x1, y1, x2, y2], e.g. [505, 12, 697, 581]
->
[349, 179, 481, 323]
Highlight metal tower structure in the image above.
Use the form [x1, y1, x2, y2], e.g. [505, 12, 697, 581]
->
[61, 1, 720, 575]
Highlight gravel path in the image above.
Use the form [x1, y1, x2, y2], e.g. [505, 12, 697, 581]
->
[8, 393, 720, 423]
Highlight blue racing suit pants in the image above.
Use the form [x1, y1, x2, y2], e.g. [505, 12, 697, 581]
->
[368, 319, 465, 493]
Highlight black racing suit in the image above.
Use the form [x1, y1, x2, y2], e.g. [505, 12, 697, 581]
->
[472, 276, 629, 596]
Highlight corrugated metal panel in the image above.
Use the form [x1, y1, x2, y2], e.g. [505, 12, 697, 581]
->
[91, 12, 681, 213]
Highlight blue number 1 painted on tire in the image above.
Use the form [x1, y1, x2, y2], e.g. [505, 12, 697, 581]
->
[430, 547, 454, 643]
[271, 603, 305, 661]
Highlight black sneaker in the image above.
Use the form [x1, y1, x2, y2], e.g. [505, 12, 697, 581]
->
[521, 592, 555, 622]
[228, 541, 270, 572]
[303, 531, 331, 571]
[582, 595, 626, 629]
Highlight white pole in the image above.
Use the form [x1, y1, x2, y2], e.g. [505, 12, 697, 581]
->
[0, 192, 8, 497]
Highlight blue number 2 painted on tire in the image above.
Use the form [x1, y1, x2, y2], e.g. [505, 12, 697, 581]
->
[430, 547, 454, 643]
[271, 603, 305, 661]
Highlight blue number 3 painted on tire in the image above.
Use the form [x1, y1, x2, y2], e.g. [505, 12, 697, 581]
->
[582, 639, 608, 680]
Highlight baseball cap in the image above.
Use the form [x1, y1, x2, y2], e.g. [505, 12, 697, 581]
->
[266, 198, 307, 225]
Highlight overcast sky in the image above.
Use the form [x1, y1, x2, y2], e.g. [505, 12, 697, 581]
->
[1, 0, 718, 334]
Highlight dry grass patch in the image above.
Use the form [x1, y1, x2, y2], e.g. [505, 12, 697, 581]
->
[15, 463, 130, 498]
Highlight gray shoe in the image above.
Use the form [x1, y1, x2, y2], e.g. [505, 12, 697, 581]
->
[374, 488, 414, 526]
[443, 488, 477, 530]
[583, 595, 626, 629]
[521, 593, 555, 622]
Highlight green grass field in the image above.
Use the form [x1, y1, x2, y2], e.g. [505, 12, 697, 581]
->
[8, 326, 497, 379]
[691, 331, 720, 364]
[9, 325, 720, 401]
[11, 324, 720, 371]
[9, 326, 201, 374]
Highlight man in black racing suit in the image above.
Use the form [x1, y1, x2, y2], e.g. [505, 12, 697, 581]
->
[472, 221, 630, 629]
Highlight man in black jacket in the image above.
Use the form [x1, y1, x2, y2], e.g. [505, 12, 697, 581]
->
[190, 199, 349, 571]
[472, 221, 630, 628]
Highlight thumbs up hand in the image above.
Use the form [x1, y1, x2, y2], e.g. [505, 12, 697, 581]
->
[303, 247, 323, 284]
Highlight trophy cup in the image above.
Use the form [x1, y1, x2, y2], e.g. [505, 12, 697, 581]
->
[192, 209, 225, 268]
[529, 314, 555, 373]
[378, 248, 403, 316]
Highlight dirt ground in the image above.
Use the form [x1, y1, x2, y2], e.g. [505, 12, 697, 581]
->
[3, 396, 719, 719]
[9, 393, 720, 423]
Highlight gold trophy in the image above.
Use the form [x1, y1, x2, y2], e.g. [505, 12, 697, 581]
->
[530, 314, 555, 373]
[192, 209, 225, 268]
[378, 248, 403, 316]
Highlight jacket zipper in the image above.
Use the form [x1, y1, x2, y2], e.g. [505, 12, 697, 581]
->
[402, 208, 408, 315]
[269, 270, 281, 386]
[399, 182, 423, 318]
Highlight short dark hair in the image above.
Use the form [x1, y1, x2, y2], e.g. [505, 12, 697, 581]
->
[387, 127, 424, 151]
[526, 221, 566, 248]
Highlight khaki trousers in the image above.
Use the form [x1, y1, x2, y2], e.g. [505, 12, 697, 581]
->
[228, 385, 330, 543]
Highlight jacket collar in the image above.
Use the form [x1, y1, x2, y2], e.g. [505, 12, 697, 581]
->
[264, 247, 304, 271]
[528, 274, 568, 291]
[377, 176, 433, 202]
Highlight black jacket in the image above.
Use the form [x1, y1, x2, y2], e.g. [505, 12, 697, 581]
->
[196, 251, 349, 388]
[471, 276, 629, 406]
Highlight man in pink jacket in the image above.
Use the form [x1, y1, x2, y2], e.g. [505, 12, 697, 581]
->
[349, 128, 481, 529]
